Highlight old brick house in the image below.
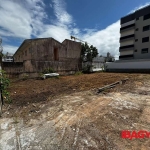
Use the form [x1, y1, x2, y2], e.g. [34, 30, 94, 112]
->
[4, 38, 82, 77]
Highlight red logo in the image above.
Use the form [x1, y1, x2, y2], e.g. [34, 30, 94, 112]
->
[121, 130, 150, 140]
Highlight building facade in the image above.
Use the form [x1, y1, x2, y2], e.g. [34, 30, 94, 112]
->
[119, 5, 150, 60]
[4, 38, 82, 77]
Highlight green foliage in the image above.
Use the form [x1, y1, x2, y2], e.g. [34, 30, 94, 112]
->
[81, 43, 98, 63]
[43, 67, 54, 74]
[82, 64, 92, 73]
[0, 70, 11, 103]
[75, 71, 83, 76]
[81, 43, 98, 73]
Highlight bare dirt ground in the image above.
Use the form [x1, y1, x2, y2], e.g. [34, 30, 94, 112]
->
[0, 72, 150, 150]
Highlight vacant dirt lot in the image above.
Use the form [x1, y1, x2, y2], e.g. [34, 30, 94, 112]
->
[0, 73, 150, 150]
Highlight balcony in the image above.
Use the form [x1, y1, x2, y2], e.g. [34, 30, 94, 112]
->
[120, 34, 134, 42]
[119, 44, 134, 51]
[120, 24, 135, 33]
[119, 54, 134, 59]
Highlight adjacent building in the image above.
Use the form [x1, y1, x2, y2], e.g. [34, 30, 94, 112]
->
[2, 52, 13, 62]
[119, 5, 150, 60]
[4, 38, 82, 77]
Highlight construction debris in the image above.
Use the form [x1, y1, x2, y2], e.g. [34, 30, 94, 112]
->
[97, 78, 129, 93]
[42, 73, 59, 79]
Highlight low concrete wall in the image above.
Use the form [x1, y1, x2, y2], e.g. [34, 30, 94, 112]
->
[106, 59, 150, 72]
[2, 59, 81, 78]
[3, 62, 24, 78]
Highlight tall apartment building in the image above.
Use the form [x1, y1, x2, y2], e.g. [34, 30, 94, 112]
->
[119, 5, 150, 60]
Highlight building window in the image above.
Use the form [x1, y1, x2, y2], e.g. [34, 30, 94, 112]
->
[141, 48, 148, 54]
[135, 39, 138, 42]
[135, 28, 139, 31]
[29, 47, 32, 53]
[54, 47, 59, 61]
[142, 37, 149, 43]
[143, 25, 150, 31]
[25, 50, 27, 56]
[143, 13, 150, 20]
[134, 50, 137, 52]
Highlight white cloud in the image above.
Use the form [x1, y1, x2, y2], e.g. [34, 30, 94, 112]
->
[82, 21, 120, 59]
[0, 1, 32, 38]
[52, 0, 73, 25]
[3, 45, 18, 54]
[0, 0, 47, 38]
[39, 25, 71, 41]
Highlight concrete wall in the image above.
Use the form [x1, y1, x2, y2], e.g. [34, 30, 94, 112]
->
[106, 60, 150, 70]
[3, 62, 24, 77]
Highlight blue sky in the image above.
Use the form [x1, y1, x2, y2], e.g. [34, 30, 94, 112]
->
[0, 0, 150, 58]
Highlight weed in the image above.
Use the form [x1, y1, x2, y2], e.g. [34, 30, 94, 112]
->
[0, 70, 11, 103]
[43, 68, 54, 74]
[75, 71, 83, 76]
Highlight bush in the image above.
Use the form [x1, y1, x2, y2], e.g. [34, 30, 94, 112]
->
[42, 68, 54, 74]
[75, 71, 83, 76]
[0, 70, 11, 103]
[82, 65, 92, 73]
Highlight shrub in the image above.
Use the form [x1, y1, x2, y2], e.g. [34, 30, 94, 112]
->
[43, 68, 54, 74]
[75, 71, 83, 76]
[0, 70, 11, 103]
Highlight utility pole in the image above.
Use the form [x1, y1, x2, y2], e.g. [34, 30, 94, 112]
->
[0, 38, 3, 116]
[0, 38, 3, 67]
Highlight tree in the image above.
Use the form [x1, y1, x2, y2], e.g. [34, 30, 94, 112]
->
[81, 42, 98, 63]
[81, 43, 98, 73]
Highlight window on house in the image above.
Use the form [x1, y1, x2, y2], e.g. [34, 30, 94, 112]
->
[135, 28, 139, 31]
[135, 39, 138, 42]
[134, 50, 137, 52]
[143, 25, 150, 31]
[143, 13, 150, 20]
[142, 37, 149, 43]
[25, 50, 27, 56]
[141, 48, 148, 54]
[54, 47, 59, 61]
[29, 48, 32, 53]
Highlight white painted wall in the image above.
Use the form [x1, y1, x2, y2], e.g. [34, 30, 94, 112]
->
[106, 60, 150, 69]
